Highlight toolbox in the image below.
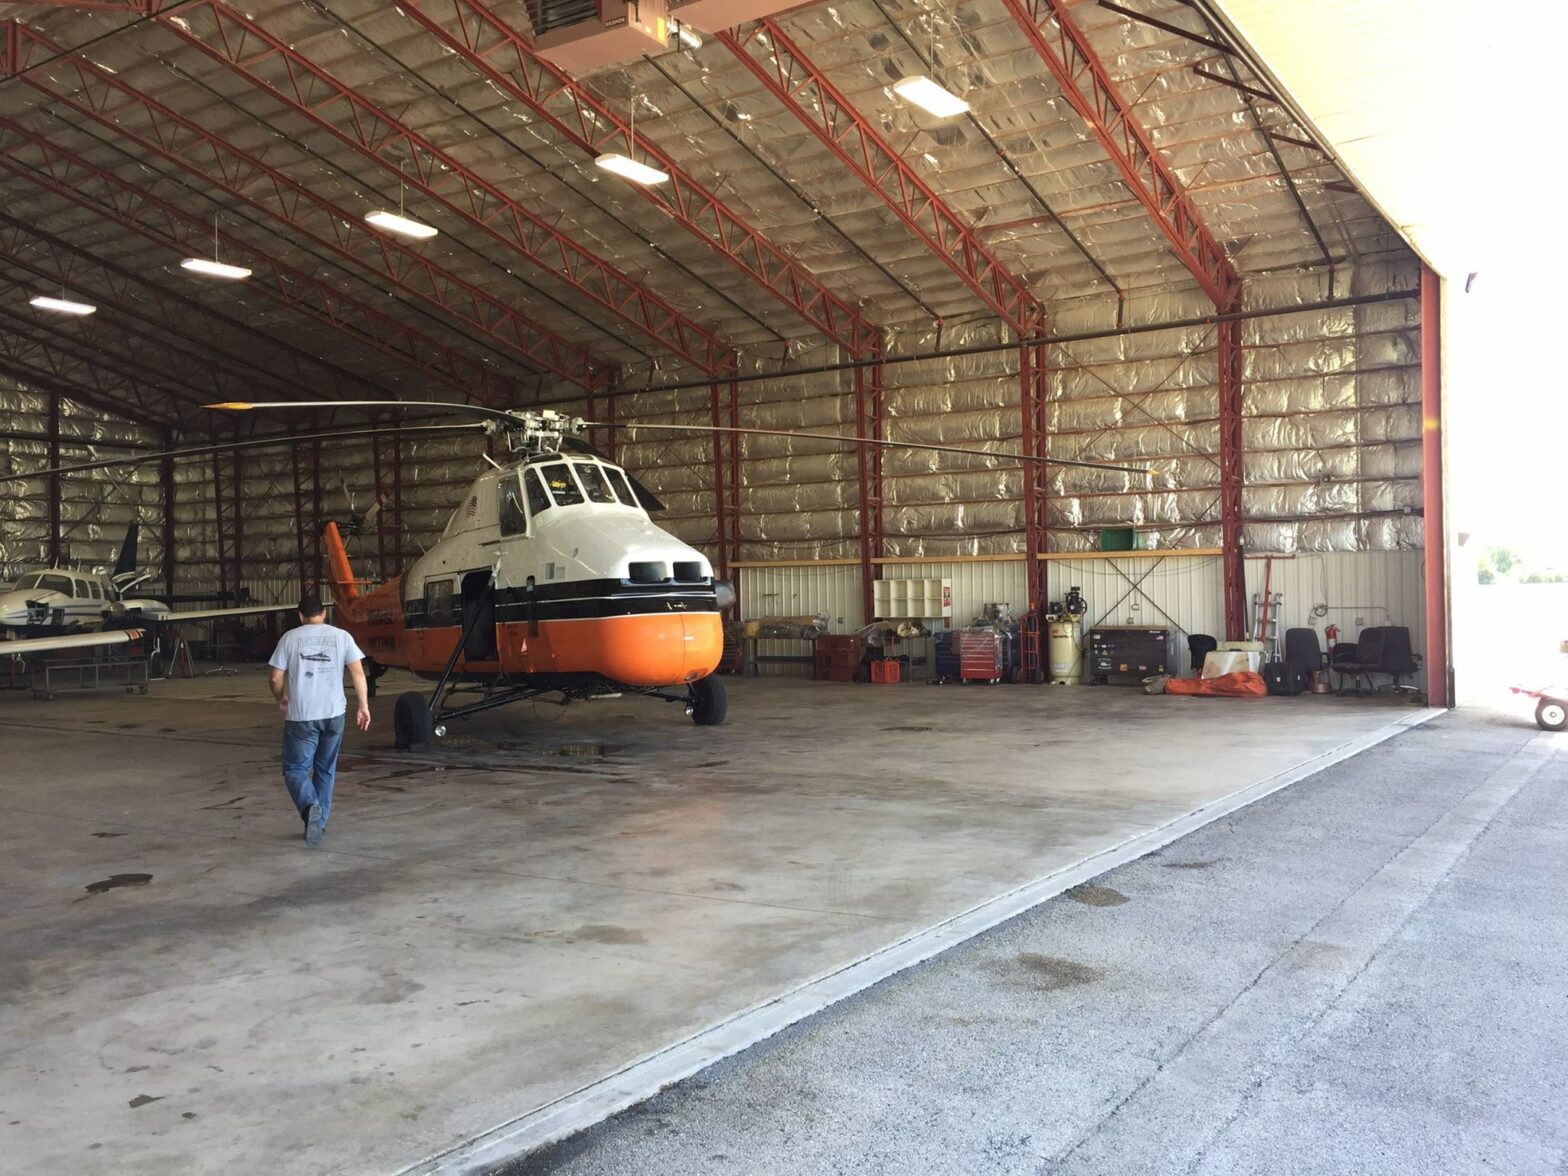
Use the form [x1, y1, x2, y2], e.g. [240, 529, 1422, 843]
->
[1088, 626, 1175, 684]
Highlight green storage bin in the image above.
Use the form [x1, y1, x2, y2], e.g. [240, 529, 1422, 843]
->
[1099, 527, 1136, 551]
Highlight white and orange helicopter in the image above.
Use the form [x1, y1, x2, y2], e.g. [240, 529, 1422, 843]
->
[2, 397, 1148, 748]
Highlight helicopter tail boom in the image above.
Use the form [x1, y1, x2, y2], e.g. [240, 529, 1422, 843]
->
[322, 521, 362, 605]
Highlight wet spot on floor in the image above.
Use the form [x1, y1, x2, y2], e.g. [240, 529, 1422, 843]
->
[881, 725, 933, 732]
[572, 924, 646, 945]
[159, 727, 176, 734]
[127, 1094, 162, 1109]
[91, 832, 128, 839]
[695, 759, 729, 768]
[364, 976, 425, 1005]
[998, 953, 1103, 991]
[200, 796, 245, 811]
[181, 1112, 197, 1120]
[84, 873, 153, 895]
[548, 742, 621, 761]
[1162, 859, 1220, 870]
[1065, 884, 1129, 907]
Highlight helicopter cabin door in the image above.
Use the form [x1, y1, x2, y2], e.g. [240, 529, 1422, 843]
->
[460, 570, 497, 662]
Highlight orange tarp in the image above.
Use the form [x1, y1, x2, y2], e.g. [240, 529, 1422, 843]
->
[1164, 671, 1268, 697]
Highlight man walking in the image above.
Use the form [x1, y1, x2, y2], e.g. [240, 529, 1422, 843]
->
[267, 593, 371, 847]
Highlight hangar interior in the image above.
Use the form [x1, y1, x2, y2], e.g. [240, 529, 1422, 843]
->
[0, 0, 1449, 1172]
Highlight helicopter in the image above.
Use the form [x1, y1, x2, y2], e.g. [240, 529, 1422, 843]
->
[1, 397, 1149, 746]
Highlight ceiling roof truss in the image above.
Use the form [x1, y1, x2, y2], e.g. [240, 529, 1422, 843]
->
[2, 22, 617, 391]
[718, 19, 1044, 334]
[0, 115, 524, 406]
[399, 0, 881, 357]
[162, 0, 736, 376]
[1001, 0, 1241, 310]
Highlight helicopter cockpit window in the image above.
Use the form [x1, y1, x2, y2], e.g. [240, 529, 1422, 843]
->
[575, 462, 617, 504]
[604, 466, 636, 506]
[540, 463, 584, 507]
[525, 468, 551, 517]
[498, 477, 527, 537]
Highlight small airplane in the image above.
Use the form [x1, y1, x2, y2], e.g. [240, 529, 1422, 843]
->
[0, 522, 300, 662]
[1, 399, 1148, 739]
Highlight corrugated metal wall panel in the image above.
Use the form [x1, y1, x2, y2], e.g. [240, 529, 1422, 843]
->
[736, 551, 1422, 683]
[1245, 551, 1426, 686]
[878, 561, 1029, 629]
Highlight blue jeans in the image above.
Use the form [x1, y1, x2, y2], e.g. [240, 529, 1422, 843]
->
[281, 715, 345, 826]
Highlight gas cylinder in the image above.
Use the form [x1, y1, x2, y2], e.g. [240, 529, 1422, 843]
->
[1047, 619, 1083, 684]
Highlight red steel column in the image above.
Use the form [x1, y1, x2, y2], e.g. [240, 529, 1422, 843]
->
[1020, 328, 1051, 610]
[1218, 320, 1246, 640]
[853, 342, 885, 625]
[1421, 267, 1450, 707]
[162, 429, 177, 597]
[46, 392, 61, 567]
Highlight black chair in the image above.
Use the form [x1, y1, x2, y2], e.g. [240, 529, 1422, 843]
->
[1187, 633, 1217, 677]
[1334, 626, 1420, 696]
[1285, 628, 1325, 676]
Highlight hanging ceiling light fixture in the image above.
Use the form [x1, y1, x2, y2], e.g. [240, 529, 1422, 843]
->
[594, 97, 669, 186]
[892, 75, 969, 118]
[364, 163, 438, 240]
[893, 5, 970, 119]
[30, 293, 96, 316]
[182, 212, 252, 280]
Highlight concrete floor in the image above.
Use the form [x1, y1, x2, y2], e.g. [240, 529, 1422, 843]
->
[0, 670, 1426, 1175]
[507, 710, 1568, 1176]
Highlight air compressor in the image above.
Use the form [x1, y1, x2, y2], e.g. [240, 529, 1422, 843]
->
[1045, 586, 1087, 685]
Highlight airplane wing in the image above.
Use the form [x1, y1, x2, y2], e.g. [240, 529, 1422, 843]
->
[0, 629, 149, 659]
[154, 603, 305, 623]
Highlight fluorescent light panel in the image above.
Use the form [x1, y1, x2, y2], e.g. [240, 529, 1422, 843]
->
[30, 295, 96, 316]
[181, 257, 252, 280]
[364, 209, 439, 240]
[594, 152, 670, 186]
[892, 75, 970, 118]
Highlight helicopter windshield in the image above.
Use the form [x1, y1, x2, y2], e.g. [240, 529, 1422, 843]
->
[538, 463, 584, 507]
[575, 462, 617, 505]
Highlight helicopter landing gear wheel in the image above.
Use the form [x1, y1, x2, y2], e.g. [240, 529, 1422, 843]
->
[688, 675, 727, 726]
[1536, 698, 1567, 732]
[393, 691, 434, 751]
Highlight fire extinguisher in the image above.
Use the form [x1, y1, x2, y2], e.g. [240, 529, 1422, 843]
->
[1325, 623, 1339, 653]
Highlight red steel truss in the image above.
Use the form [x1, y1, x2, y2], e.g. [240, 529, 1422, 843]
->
[2, 22, 616, 393]
[721, 18, 1051, 601]
[720, 20, 1043, 335]
[0, 329, 182, 428]
[1009, 0, 1246, 632]
[159, 1, 735, 377]
[0, 117, 520, 406]
[0, 212, 403, 406]
[1217, 319, 1246, 639]
[1000, 0, 1241, 312]
[398, 0, 880, 359]
[0, 298, 239, 416]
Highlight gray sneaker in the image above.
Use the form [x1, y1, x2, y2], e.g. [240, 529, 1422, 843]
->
[304, 803, 324, 848]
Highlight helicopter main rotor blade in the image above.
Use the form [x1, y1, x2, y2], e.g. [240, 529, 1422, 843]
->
[206, 399, 523, 426]
[583, 421, 1152, 477]
[0, 423, 486, 484]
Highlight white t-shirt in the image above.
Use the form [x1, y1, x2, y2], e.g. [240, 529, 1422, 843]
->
[268, 623, 366, 722]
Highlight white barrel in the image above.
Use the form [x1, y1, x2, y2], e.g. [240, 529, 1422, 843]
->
[1047, 619, 1083, 684]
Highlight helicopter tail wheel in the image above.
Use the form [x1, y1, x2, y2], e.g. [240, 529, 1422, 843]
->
[689, 675, 727, 726]
[1536, 698, 1567, 732]
[393, 691, 434, 751]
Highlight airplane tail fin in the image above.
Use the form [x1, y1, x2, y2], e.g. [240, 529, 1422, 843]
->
[113, 523, 139, 578]
[321, 521, 360, 603]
